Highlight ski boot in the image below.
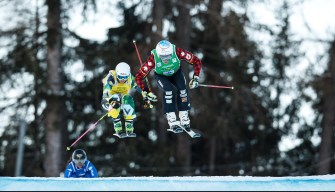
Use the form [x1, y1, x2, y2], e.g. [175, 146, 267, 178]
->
[166, 112, 183, 133]
[179, 110, 191, 131]
[125, 120, 136, 137]
[113, 118, 126, 138]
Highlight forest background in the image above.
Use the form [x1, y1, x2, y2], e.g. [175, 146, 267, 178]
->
[1, 0, 335, 177]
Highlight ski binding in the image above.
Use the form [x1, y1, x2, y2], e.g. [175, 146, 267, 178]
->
[167, 126, 183, 133]
[178, 125, 201, 138]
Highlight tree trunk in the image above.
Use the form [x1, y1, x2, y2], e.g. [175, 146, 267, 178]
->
[202, 0, 224, 176]
[152, 0, 168, 146]
[317, 40, 335, 175]
[44, 0, 66, 177]
[152, 0, 164, 42]
[175, 0, 192, 175]
[209, 137, 217, 175]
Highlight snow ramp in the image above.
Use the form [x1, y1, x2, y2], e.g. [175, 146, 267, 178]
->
[1, 175, 335, 191]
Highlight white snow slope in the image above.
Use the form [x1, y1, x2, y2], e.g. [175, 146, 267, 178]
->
[1, 175, 335, 191]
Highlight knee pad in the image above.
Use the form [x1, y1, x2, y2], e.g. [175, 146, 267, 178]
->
[122, 95, 136, 120]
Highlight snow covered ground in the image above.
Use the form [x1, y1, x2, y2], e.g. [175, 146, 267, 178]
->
[1, 175, 335, 191]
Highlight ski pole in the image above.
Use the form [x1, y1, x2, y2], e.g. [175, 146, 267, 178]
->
[66, 112, 108, 151]
[133, 40, 153, 109]
[199, 84, 234, 89]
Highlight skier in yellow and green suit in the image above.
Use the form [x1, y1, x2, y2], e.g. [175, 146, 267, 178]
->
[101, 62, 157, 138]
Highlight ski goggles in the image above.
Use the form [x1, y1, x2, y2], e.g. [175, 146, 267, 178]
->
[73, 159, 86, 165]
[159, 54, 172, 62]
[117, 75, 128, 80]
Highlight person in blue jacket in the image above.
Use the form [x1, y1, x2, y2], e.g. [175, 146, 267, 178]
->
[64, 149, 98, 178]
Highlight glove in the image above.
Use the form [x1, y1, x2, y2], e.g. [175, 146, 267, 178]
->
[109, 101, 120, 109]
[189, 76, 199, 89]
[142, 91, 157, 102]
[143, 97, 153, 109]
[101, 94, 121, 111]
[108, 96, 121, 109]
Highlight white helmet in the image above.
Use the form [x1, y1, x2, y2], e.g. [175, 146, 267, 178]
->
[115, 62, 130, 81]
[156, 40, 173, 63]
[156, 40, 173, 56]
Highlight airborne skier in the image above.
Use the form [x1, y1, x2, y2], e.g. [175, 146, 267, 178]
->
[101, 62, 156, 138]
[135, 40, 202, 137]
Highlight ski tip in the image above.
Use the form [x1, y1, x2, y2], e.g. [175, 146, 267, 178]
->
[66, 147, 71, 151]
[113, 133, 127, 138]
[132, 40, 136, 43]
[231, 86, 234, 90]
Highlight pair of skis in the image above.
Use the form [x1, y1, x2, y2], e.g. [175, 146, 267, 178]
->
[113, 132, 136, 138]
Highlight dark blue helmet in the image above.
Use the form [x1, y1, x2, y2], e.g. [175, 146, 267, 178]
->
[72, 149, 87, 165]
